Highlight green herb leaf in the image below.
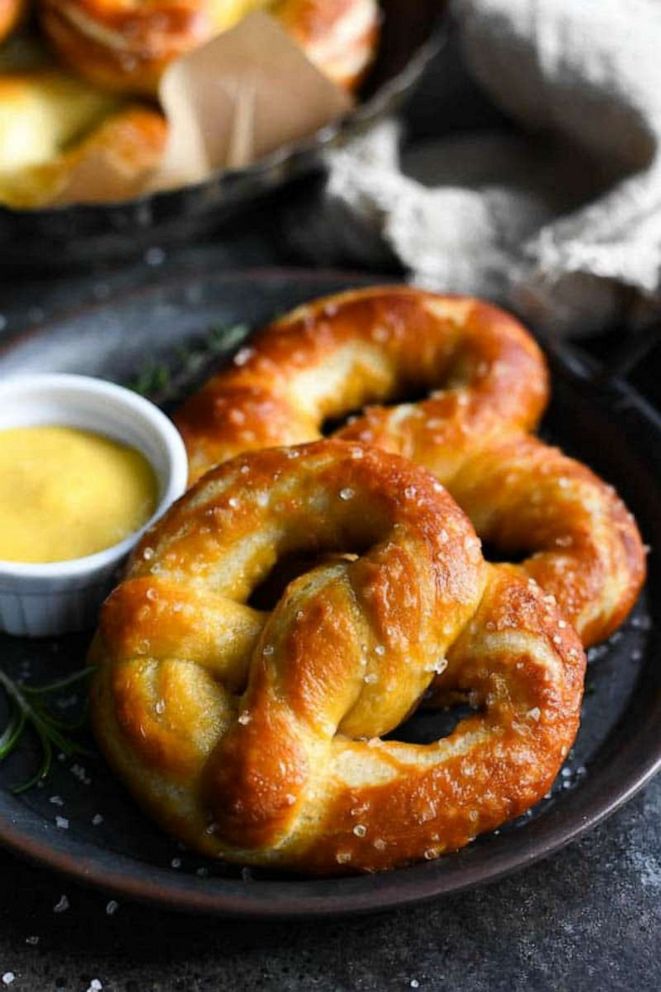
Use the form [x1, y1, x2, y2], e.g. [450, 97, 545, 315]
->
[0, 666, 95, 793]
[127, 323, 249, 405]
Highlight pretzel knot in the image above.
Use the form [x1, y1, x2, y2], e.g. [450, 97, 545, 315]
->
[177, 287, 646, 647]
[92, 441, 585, 874]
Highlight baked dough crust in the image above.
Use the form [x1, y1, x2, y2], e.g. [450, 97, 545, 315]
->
[177, 287, 646, 646]
[0, 68, 166, 207]
[39, 0, 380, 94]
[92, 440, 585, 873]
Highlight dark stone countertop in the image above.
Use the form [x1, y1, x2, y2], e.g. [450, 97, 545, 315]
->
[0, 38, 659, 992]
[0, 783, 658, 991]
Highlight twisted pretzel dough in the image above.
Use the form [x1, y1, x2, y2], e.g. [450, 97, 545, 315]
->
[39, 0, 379, 95]
[177, 287, 646, 647]
[92, 440, 585, 873]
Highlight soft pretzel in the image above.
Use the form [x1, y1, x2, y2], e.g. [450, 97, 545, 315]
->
[39, 0, 380, 95]
[176, 287, 646, 647]
[91, 440, 585, 873]
[0, 68, 166, 207]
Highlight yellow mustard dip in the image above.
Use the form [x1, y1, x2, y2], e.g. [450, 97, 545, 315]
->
[0, 425, 158, 563]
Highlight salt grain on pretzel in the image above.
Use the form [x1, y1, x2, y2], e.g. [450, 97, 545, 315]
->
[177, 287, 646, 646]
[91, 441, 585, 873]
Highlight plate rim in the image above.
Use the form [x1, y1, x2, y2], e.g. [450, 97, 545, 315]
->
[0, 267, 659, 919]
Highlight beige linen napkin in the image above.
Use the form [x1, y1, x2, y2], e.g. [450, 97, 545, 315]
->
[291, 0, 661, 337]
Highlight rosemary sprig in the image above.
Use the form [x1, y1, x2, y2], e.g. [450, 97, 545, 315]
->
[129, 323, 248, 406]
[0, 667, 95, 794]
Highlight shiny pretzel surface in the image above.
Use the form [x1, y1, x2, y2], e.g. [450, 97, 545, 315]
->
[177, 287, 646, 647]
[92, 440, 585, 873]
[39, 0, 380, 95]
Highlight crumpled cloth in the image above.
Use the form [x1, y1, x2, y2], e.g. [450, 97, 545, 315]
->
[289, 0, 661, 337]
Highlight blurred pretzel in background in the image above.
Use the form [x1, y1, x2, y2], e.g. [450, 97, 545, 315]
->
[92, 441, 586, 873]
[177, 287, 646, 647]
[39, 0, 380, 95]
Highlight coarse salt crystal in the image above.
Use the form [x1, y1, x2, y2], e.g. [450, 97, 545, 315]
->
[92, 814, 103, 826]
[53, 895, 69, 913]
[105, 900, 119, 916]
[171, 858, 182, 869]
[374, 644, 385, 656]
[527, 707, 541, 722]
[25, 937, 39, 946]
[49, 796, 64, 806]
[363, 673, 378, 684]
[55, 816, 69, 830]
[263, 644, 275, 656]
[339, 488, 355, 501]
[352, 824, 367, 837]
[233, 347, 253, 366]
[335, 851, 351, 863]
[238, 712, 252, 725]
[2, 974, 14, 986]
[155, 699, 165, 715]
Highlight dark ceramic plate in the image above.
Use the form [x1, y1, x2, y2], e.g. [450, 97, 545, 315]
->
[0, 269, 659, 919]
[0, 0, 446, 271]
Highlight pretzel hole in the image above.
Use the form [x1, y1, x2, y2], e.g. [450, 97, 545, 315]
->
[321, 408, 365, 437]
[320, 383, 444, 437]
[481, 540, 530, 566]
[247, 550, 361, 611]
[384, 699, 477, 746]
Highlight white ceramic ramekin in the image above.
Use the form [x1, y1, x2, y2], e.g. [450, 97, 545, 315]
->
[0, 374, 188, 637]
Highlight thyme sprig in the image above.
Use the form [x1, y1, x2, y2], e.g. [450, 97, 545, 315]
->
[129, 323, 248, 406]
[0, 667, 95, 793]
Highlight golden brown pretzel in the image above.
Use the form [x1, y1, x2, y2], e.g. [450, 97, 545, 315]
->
[91, 440, 585, 873]
[0, 67, 167, 207]
[39, 0, 379, 95]
[176, 287, 646, 647]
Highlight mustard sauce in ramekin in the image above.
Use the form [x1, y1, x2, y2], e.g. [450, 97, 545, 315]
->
[0, 425, 158, 564]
